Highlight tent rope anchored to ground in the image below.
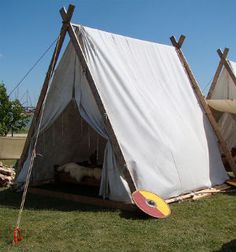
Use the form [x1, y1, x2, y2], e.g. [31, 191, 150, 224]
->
[13, 33, 63, 245]
[14, 4, 234, 229]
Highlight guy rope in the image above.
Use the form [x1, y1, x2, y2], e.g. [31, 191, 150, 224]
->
[13, 34, 62, 245]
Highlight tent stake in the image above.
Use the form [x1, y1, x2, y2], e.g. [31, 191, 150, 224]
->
[59, 6, 136, 193]
[18, 5, 75, 174]
[170, 35, 236, 176]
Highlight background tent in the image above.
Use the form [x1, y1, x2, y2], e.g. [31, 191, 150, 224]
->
[207, 51, 236, 149]
[17, 7, 229, 204]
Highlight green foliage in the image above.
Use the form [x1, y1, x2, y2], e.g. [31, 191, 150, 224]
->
[8, 99, 29, 134]
[0, 160, 17, 167]
[0, 82, 29, 136]
[0, 84, 11, 136]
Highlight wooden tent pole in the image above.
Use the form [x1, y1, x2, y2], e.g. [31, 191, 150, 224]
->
[207, 48, 229, 99]
[18, 5, 75, 173]
[170, 35, 236, 176]
[59, 7, 136, 193]
[217, 49, 236, 87]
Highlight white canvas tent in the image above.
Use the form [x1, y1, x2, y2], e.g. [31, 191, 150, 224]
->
[17, 5, 231, 205]
[207, 49, 236, 150]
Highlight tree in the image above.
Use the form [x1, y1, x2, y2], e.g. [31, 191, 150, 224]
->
[0, 82, 30, 136]
[0, 83, 11, 136]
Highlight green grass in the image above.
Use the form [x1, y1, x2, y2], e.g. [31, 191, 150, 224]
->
[0, 160, 17, 167]
[0, 188, 235, 252]
[13, 128, 29, 134]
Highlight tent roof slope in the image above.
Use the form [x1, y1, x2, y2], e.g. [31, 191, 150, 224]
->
[77, 25, 228, 198]
[74, 24, 173, 49]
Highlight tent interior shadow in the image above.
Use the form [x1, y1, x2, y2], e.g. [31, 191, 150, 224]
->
[0, 188, 149, 220]
[0, 188, 121, 213]
[215, 239, 236, 252]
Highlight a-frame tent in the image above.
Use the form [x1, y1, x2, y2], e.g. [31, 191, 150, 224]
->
[207, 49, 236, 158]
[16, 5, 234, 204]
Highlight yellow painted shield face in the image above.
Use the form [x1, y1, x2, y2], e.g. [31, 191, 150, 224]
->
[132, 190, 171, 218]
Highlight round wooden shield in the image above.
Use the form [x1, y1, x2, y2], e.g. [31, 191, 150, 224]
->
[225, 179, 236, 187]
[132, 190, 171, 218]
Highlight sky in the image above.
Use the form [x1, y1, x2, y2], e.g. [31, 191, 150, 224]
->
[0, 0, 235, 106]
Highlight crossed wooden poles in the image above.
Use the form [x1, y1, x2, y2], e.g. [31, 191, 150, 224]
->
[207, 48, 236, 99]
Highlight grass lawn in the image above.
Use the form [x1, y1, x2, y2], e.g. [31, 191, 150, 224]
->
[0, 160, 17, 167]
[0, 187, 235, 252]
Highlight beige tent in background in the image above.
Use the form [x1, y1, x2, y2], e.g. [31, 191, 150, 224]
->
[0, 137, 26, 160]
[207, 49, 236, 150]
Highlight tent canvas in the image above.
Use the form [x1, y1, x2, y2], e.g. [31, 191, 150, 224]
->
[17, 5, 229, 204]
[207, 50, 236, 150]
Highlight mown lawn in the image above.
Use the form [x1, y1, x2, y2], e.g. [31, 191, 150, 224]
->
[0, 187, 235, 252]
[0, 160, 16, 167]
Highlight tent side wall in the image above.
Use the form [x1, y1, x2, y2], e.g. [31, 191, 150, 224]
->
[78, 26, 228, 199]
